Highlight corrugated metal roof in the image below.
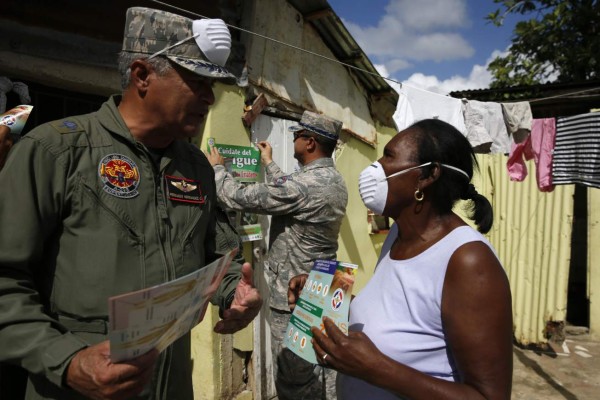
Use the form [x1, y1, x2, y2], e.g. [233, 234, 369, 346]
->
[450, 79, 600, 99]
[287, 0, 399, 108]
[449, 80, 600, 118]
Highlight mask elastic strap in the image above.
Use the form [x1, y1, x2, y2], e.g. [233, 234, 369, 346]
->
[384, 162, 470, 181]
[439, 163, 470, 180]
[385, 162, 432, 181]
[148, 34, 200, 60]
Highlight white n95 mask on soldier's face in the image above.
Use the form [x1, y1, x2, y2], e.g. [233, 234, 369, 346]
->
[358, 161, 388, 215]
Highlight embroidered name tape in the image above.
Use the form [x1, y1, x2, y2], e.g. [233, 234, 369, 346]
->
[165, 175, 204, 204]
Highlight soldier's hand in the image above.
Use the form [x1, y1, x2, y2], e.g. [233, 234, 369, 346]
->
[256, 141, 273, 165]
[288, 273, 308, 312]
[65, 341, 158, 400]
[214, 262, 262, 334]
[206, 146, 225, 167]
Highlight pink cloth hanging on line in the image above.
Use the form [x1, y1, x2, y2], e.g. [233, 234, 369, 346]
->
[506, 118, 556, 192]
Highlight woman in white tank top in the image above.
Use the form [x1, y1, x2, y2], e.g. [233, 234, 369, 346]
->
[289, 119, 513, 399]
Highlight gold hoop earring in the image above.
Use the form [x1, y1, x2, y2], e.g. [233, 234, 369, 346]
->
[414, 189, 424, 202]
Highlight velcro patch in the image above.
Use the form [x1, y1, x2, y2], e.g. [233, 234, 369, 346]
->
[273, 175, 293, 186]
[50, 119, 84, 134]
[98, 154, 140, 199]
[165, 175, 204, 204]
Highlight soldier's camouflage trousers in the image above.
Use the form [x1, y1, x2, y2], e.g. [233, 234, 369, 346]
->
[270, 308, 337, 400]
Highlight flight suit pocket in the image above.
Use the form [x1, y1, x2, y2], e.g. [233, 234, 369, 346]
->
[57, 315, 108, 346]
[52, 179, 145, 315]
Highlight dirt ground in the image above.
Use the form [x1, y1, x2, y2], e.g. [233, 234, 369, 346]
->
[512, 330, 600, 399]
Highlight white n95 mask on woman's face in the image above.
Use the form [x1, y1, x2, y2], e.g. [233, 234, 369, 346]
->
[359, 161, 447, 215]
[358, 161, 388, 215]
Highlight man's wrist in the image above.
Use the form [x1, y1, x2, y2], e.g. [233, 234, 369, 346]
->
[219, 291, 236, 318]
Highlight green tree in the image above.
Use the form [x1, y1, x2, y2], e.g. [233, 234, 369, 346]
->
[487, 0, 600, 88]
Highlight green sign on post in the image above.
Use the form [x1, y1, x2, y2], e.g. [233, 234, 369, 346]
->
[207, 138, 261, 183]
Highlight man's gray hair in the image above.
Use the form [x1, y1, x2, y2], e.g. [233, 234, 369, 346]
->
[117, 52, 173, 89]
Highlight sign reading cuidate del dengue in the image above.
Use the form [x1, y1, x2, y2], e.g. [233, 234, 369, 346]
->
[207, 138, 261, 183]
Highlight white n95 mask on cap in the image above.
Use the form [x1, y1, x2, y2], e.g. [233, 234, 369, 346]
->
[358, 161, 388, 215]
[192, 19, 231, 67]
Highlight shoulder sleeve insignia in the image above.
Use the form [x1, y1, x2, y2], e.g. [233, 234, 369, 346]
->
[273, 175, 293, 186]
[50, 119, 85, 134]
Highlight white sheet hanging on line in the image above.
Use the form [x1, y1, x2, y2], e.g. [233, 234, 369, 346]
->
[462, 99, 511, 154]
[501, 101, 533, 144]
[394, 84, 467, 135]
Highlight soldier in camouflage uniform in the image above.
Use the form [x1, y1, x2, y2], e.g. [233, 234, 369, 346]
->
[209, 111, 348, 400]
[0, 7, 262, 400]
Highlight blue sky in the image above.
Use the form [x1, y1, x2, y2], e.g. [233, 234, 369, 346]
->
[327, 0, 521, 94]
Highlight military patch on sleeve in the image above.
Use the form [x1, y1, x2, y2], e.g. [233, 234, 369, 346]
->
[273, 175, 293, 186]
[50, 119, 85, 134]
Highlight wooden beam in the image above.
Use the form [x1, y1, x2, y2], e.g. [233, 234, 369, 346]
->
[304, 9, 334, 21]
[241, 93, 269, 127]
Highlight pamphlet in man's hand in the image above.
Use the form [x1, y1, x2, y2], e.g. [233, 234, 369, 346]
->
[0, 105, 33, 134]
[284, 259, 357, 364]
[108, 249, 237, 362]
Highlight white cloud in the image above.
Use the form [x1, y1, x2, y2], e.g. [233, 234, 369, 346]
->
[410, 33, 474, 61]
[374, 64, 390, 79]
[387, 0, 469, 31]
[341, 0, 474, 69]
[374, 64, 405, 89]
[335, 1, 518, 95]
[386, 59, 413, 74]
[403, 50, 506, 95]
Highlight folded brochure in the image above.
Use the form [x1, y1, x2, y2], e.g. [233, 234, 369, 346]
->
[108, 249, 237, 362]
[0, 105, 33, 135]
[284, 259, 357, 364]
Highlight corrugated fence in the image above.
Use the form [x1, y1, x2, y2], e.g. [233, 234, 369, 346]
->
[471, 154, 575, 345]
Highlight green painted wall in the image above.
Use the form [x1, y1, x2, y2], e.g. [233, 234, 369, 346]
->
[196, 84, 251, 150]
[190, 83, 254, 399]
[335, 125, 398, 293]
[190, 83, 400, 398]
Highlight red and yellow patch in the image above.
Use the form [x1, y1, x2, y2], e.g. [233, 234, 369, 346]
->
[98, 154, 140, 198]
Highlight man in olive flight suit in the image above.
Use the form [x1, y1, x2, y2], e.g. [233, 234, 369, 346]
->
[207, 111, 348, 400]
[0, 7, 261, 400]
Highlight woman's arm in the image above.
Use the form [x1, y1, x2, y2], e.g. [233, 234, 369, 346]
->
[311, 241, 513, 400]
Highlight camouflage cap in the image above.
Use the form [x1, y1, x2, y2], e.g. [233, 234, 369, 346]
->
[122, 7, 237, 84]
[289, 111, 342, 141]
